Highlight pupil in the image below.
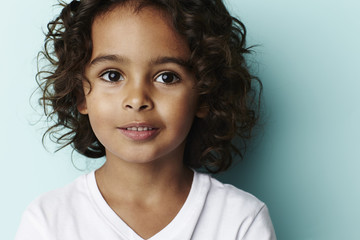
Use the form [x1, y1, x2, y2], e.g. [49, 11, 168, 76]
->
[162, 73, 173, 83]
[109, 72, 119, 81]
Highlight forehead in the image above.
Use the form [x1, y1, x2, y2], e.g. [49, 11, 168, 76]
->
[90, 4, 190, 62]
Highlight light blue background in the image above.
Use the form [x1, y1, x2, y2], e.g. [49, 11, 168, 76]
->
[1, 0, 359, 239]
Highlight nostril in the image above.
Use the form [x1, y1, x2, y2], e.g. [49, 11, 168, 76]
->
[139, 105, 148, 110]
[125, 104, 149, 111]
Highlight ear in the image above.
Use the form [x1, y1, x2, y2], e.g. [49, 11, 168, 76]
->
[77, 100, 88, 115]
[76, 90, 88, 115]
[196, 104, 209, 119]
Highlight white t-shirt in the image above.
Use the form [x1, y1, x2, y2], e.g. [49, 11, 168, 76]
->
[15, 170, 276, 240]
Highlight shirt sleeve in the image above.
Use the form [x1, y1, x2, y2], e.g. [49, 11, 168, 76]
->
[240, 205, 277, 240]
[15, 207, 49, 240]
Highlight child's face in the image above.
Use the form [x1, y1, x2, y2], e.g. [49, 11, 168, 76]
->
[79, 5, 206, 164]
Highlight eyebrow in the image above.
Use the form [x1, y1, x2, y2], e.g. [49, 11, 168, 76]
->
[150, 56, 191, 68]
[90, 54, 127, 65]
[89, 54, 191, 69]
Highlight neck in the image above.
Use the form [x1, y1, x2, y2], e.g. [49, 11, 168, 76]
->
[95, 151, 193, 205]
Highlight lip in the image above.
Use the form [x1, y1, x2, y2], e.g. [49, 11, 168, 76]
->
[119, 122, 158, 129]
[117, 122, 159, 141]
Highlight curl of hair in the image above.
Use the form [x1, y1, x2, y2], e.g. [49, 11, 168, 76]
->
[37, 0, 262, 173]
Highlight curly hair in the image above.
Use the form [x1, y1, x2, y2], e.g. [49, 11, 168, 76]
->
[38, 0, 262, 173]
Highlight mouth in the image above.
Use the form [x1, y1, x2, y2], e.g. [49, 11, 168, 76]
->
[123, 126, 155, 131]
[118, 123, 159, 141]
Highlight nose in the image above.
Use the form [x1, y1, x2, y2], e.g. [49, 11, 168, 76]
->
[122, 82, 154, 112]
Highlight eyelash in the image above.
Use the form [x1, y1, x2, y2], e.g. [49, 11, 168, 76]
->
[154, 71, 181, 85]
[99, 69, 124, 83]
[99, 70, 181, 85]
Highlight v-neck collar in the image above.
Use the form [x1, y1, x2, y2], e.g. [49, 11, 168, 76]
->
[86, 169, 210, 240]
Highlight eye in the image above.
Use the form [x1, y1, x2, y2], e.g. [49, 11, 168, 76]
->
[100, 70, 124, 82]
[155, 72, 180, 84]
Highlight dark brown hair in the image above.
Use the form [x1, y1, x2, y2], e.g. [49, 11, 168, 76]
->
[38, 0, 262, 173]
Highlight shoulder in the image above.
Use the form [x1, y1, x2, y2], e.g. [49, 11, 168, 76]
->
[15, 173, 92, 240]
[193, 171, 276, 239]
[23, 173, 90, 219]
[196, 171, 265, 213]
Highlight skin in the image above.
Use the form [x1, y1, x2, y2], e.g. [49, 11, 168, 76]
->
[78, 4, 207, 239]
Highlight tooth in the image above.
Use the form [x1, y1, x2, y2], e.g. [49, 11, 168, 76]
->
[124, 126, 154, 131]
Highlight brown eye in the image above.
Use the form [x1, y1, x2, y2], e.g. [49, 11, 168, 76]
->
[155, 72, 180, 84]
[100, 70, 124, 82]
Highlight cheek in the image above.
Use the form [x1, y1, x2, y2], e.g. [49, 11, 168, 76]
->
[85, 94, 116, 135]
[161, 91, 198, 129]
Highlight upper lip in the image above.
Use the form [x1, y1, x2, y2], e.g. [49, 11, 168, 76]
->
[118, 122, 158, 129]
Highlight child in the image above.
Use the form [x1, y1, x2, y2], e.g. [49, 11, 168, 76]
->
[16, 0, 276, 239]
